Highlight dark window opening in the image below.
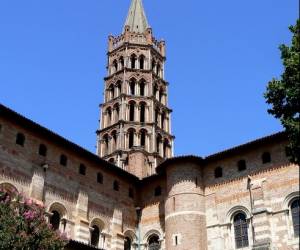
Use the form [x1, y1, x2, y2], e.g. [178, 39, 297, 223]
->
[140, 81, 145, 96]
[130, 80, 135, 95]
[262, 152, 271, 164]
[237, 160, 246, 171]
[291, 198, 300, 236]
[148, 235, 160, 250]
[129, 102, 135, 122]
[124, 237, 132, 250]
[16, 133, 25, 146]
[50, 210, 60, 231]
[175, 236, 178, 245]
[128, 188, 134, 198]
[234, 213, 249, 249]
[91, 225, 100, 247]
[109, 158, 115, 164]
[119, 57, 124, 69]
[79, 164, 86, 175]
[215, 167, 223, 178]
[130, 54, 137, 69]
[60, 154, 68, 166]
[129, 130, 134, 149]
[97, 173, 103, 184]
[141, 130, 146, 147]
[113, 181, 119, 191]
[38, 144, 47, 157]
[113, 60, 118, 73]
[139, 55, 145, 70]
[140, 103, 145, 123]
[154, 186, 162, 196]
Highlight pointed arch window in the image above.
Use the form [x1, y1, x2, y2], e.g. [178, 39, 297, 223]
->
[130, 54, 137, 69]
[103, 134, 109, 155]
[129, 79, 136, 95]
[233, 213, 249, 249]
[140, 102, 146, 123]
[139, 55, 145, 69]
[129, 102, 135, 122]
[119, 56, 124, 69]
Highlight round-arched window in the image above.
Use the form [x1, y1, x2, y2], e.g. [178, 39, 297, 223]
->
[50, 210, 61, 231]
[233, 213, 249, 249]
[124, 237, 132, 250]
[291, 198, 300, 237]
[91, 225, 100, 247]
[148, 235, 160, 250]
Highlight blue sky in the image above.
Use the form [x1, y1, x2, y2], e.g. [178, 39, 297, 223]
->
[0, 0, 298, 157]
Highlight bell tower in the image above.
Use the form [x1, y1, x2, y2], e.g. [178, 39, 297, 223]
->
[96, 0, 174, 179]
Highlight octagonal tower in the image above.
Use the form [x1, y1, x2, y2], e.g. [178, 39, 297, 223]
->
[96, 0, 174, 179]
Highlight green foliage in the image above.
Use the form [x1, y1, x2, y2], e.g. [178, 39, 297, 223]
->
[0, 190, 68, 250]
[264, 20, 300, 164]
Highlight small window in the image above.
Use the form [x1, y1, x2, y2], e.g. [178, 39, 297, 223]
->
[237, 160, 246, 171]
[60, 154, 68, 166]
[214, 167, 223, 178]
[175, 235, 178, 245]
[79, 164, 86, 175]
[0, 124, 2, 133]
[262, 152, 271, 164]
[16, 133, 25, 146]
[38, 144, 47, 157]
[129, 188, 134, 198]
[97, 173, 103, 184]
[154, 186, 162, 196]
[113, 181, 119, 191]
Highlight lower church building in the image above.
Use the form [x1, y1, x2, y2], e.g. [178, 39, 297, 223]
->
[0, 0, 299, 249]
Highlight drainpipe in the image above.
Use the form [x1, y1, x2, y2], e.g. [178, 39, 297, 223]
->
[135, 207, 141, 250]
[247, 176, 255, 244]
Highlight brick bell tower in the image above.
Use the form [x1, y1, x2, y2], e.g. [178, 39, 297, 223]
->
[96, 0, 174, 179]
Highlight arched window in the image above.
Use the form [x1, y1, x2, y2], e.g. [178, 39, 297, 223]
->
[119, 56, 124, 69]
[130, 54, 137, 69]
[38, 144, 47, 157]
[237, 160, 246, 171]
[111, 131, 117, 151]
[140, 129, 147, 147]
[161, 112, 165, 129]
[139, 55, 145, 69]
[159, 89, 163, 103]
[128, 188, 134, 199]
[128, 129, 135, 149]
[16, 133, 25, 146]
[262, 152, 271, 164]
[163, 139, 170, 158]
[97, 173, 103, 184]
[139, 80, 146, 96]
[152, 59, 156, 71]
[140, 102, 146, 123]
[148, 234, 160, 250]
[129, 102, 135, 121]
[156, 135, 162, 154]
[91, 225, 100, 247]
[124, 237, 132, 250]
[113, 60, 118, 73]
[113, 180, 120, 191]
[214, 167, 223, 178]
[50, 210, 61, 231]
[116, 81, 122, 96]
[109, 84, 115, 100]
[107, 108, 112, 126]
[291, 198, 300, 236]
[154, 186, 162, 197]
[60, 154, 68, 166]
[156, 63, 161, 76]
[129, 79, 136, 95]
[233, 213, 249, 249]
[114, 104, 120, 122]
[103, 134, 109, 155]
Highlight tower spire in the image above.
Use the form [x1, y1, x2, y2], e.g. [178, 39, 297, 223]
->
[124, 0, 149, 33]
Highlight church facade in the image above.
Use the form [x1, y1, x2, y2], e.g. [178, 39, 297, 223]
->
[0, 0, 299, 250]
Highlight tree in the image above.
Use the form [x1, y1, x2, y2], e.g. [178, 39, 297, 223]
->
[0, 189, 68, 250]
[264, 20, 300, 164]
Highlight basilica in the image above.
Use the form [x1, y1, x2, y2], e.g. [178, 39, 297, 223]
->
[0, 0, 299, 249]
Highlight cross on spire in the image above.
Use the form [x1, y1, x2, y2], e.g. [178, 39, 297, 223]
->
[124, 0, 149, 33]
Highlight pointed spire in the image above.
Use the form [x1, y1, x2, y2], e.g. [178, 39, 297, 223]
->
[124, 0, 149, 33]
